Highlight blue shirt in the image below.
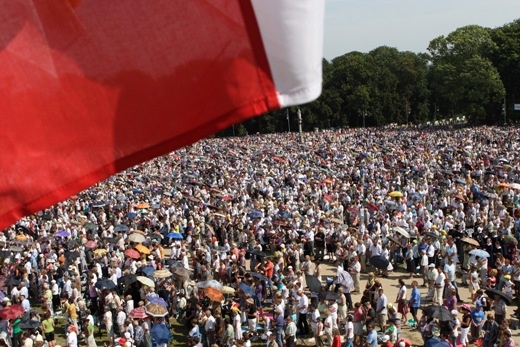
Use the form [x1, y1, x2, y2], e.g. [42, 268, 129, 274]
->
[471, 309, 485, 325]
[410, 287, 421, 308]
[366, 330, 378, 347]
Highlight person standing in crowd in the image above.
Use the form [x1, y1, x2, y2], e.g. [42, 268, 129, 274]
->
[376, 288, 388, 333]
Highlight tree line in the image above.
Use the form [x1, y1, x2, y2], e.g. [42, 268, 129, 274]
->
[218, 19, 520, 136]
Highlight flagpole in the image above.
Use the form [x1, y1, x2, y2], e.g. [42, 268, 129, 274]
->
[297, 108, 303, 142]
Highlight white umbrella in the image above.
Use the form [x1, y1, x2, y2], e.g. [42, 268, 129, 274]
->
[136, 276, 155, 287]
[393, 226, 410, 239]
[127, 233, 146, 243]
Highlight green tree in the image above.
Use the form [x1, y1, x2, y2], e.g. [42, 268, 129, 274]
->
[428, 25, 505, 123]
[489, 19, 520, 122]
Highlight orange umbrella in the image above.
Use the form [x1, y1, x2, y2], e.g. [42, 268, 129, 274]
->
[135, 244, 150, 254]
[323, 178, 333, 184]
[136, 202, 150, 209]
[204, 287, 224, 302]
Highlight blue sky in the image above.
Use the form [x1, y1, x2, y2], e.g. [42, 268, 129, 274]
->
[324, 0, 520, 60]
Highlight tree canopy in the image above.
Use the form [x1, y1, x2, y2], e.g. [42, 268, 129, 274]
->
[217, 19, 520, 136]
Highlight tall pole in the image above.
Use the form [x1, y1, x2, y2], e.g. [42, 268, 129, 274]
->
[287, 109, 291, 132]
[503, 96, 507, 125]
[297, 108, 303, 142]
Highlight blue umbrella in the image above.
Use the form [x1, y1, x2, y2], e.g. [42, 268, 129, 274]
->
[149, 296, 168, 307]
[95, 279, 117, 290]
[469, 249, 490, 258]
[114, 225, 129, 232]
[151, 323, 170, 344]
[166, 232, 183, 240]
[141, 266, 156, 277]
[278, 210, 291, 219]
[250, 272, 268, 282]
[127, 212, 137, 219]
[248, 210, 262, 219]
[240, 283, 255, 296]
[425, 339, 451, 347]
[55, 230, 70, 237]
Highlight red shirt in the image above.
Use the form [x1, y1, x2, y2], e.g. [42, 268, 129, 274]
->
[332, 336, 342, 347]
[264, 261, 274, 279]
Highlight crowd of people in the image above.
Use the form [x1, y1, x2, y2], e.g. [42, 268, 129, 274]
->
[0, 125, 518, 347]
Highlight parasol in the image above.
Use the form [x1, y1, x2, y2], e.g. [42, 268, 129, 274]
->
[128, 233, 146, 243]
[387, 236, 404, 247]
[0, 305, 24, 320]
[136, 202, 150, 209]
[145, 303, 168, 317]
[148, 296, 169, 307]
[484, 288, 512, 305]
[166, 232, 183, 240]
[248, 249, 267, 258]
[118, 274, 137, 286]
[389, 191, 403, 198]
[125, 249, 141, 259]
[140, 266, 156, 277]
[503, 235, 518, 245]
[461, 237, 479, 247]
[329, 218, 343, 224]
[129, 307, 148, 319]
[248, 210, 263, 219]
[319, 291, 340, 301]
[85, 240, 98, 248]
[239, 283, 255, 296]
[369, 255, 390, 270]
[195, 280, 223, 290]
[153, 269, 172, 279]
[135, 244, 150, 254]
[393, 227, 410, 238]
[204, 287, 224, 302]
[170, 266, 191, 277]
[250, 272, 268, 282]
[221, 286, 235, 295]
[95, 279, 117, 290]
[423, 305, 453, 321]
[305, 275, 323, 293]
[84, 223, 98, 231]
[469, 249, 490, 258]
[114, 224, 129, 232]
[424, 232, 439, 239]
[151, 323, 170, 344]
[136, 276, 155, 288]
[19, 319, 40, 330]
[55, 230, 70, 238]
[93, 249, 107, 256]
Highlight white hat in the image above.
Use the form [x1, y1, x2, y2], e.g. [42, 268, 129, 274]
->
[451, 310, 458, 316]
[148, 255, 154, 259]
[381, 335, 390, 343]
[399, 341, 406, 347]
[287, 266, 293, 269]
[266, 332, 273, 337]
[428, 263, 435, 268]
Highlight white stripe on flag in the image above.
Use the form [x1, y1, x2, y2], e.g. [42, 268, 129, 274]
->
[252, 0, 325, 107]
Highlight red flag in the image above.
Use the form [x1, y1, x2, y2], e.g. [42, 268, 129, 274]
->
[0, 0, 324, 229]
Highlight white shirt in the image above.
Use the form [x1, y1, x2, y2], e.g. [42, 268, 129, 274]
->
[298, 295, 309, 314]
[346, 321, 354, 339]
[67, 331, 78, 347]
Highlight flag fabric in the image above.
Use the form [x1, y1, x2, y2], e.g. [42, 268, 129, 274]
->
[0, 0, 324, 229]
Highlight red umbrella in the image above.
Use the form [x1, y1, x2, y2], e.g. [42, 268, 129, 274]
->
[125, 249, 140, 259]
[129, 307, 148, 319]
[222, 196, 233, 201]
[85, 240, 98, 248]
[0, 305, 24, 320]
[367, 202, 379, 211]
[323, 194, 333, 203]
